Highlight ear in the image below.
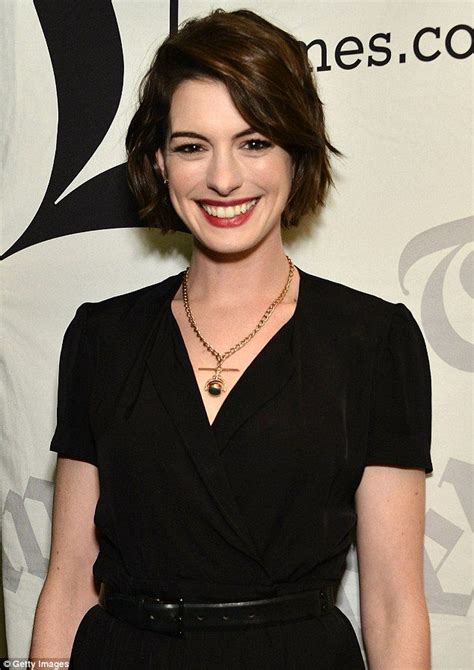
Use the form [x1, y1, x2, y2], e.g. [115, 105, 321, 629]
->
[155, 148, 166, 179]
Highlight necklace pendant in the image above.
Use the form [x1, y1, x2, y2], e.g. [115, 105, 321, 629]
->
[183, 255, 295, 399]
[204, 372, 226, 396]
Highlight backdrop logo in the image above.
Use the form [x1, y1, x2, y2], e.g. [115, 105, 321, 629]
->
[0, 0, 179, 262]
[306, 23, 473, 70]
[3, 478, 53, 590]
[399, 216, 473, 371]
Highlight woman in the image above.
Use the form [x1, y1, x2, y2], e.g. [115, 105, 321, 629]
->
[30, 9, 432, 669]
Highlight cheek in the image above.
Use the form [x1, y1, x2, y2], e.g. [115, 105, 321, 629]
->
[255, 159, 292, 199]
[167, 159, 204, 194]
[279, 159, 294, 200]
[265, 167, 291, 205]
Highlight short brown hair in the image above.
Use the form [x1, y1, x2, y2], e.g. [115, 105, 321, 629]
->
[126, 8, 341, 233]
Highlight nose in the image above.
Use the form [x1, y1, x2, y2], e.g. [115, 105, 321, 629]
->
[206, 148, 243, 196]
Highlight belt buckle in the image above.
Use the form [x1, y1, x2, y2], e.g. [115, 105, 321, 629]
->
[142, 595, 185, 638]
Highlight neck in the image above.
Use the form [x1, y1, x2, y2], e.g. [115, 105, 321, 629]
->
[183, 242, 296, 309]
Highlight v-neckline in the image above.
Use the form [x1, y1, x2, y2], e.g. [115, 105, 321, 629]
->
[167, 265, 304, 431]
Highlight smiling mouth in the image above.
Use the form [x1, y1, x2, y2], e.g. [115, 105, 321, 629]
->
[198, 198, 259, 219]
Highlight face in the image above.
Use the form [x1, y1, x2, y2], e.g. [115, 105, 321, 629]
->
[156, 78, 293, 255]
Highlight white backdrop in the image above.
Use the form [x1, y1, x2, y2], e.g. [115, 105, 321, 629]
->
[1, 1, 472, 667]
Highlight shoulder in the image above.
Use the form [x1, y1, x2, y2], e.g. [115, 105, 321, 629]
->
[298, 267, 407, 340]
[81, 272, 182, 322]
[77, 271, 183, 331]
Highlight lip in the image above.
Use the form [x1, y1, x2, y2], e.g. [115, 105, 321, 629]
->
[196, 197, 259, 207]
[197, 198, 259, 228]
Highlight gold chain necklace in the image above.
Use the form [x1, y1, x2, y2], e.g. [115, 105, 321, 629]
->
[181, 255, 295, 396]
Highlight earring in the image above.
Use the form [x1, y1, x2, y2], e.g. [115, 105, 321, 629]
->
[163, 174, 168, 185]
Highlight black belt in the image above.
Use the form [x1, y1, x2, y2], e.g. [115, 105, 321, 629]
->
[102, 583, 337, 637]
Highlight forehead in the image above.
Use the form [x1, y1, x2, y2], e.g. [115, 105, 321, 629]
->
[168, 78, 248, 134]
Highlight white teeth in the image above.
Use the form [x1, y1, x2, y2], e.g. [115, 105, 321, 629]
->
[201, 199, 258, 218]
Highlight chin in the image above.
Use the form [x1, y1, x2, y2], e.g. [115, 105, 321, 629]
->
[191, 229, 266, 257]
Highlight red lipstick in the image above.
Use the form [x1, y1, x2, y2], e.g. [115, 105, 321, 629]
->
[197, 198, 259, 228]
[197, 197, 257, 207]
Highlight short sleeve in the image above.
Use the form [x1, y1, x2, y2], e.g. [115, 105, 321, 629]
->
[366, 302, 433, 473]
[49, 303, 98, 466]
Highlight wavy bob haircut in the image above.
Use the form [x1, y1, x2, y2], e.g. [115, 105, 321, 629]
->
[126, 8, 341, 233]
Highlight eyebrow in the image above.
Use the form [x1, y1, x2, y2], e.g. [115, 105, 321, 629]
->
[169, 127, 257, 142]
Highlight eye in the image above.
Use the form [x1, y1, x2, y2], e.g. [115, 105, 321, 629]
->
[243, 138, 273, 151]
[171, 143, 205, 154]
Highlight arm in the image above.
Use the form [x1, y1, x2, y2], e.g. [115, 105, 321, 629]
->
[355, 465, 430, 670]
[29, 455, 101, 660]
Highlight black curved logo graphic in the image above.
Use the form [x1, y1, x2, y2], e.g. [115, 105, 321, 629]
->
[1, 0, 179, 261]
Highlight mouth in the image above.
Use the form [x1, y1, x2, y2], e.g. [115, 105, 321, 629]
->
[196, 198, 260, 228]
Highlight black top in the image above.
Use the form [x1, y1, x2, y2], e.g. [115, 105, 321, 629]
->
[49, 266, 432, 603]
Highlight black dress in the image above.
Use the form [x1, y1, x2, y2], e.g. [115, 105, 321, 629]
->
[49, 266, 432, 669]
